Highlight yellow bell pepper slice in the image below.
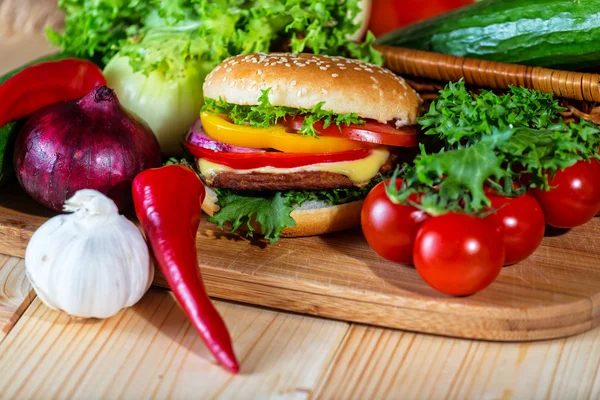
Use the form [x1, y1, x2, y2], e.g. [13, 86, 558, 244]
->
[200, 112, 369, 154]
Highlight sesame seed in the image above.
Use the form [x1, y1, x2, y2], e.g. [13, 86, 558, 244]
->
[215, 66, 221, 71]
[290, 80, 297, 87]
[206, 81, 212, 87]
[354, 68, 361, 71]
[339, 67, 346, 70]
[319, 66, 327, 70]
[285, 63, 291, 67]
[229, 81, 235, 87]
[332, 73, 339, 78]
[297, 90, 303, 97]
[257, 70, 262, 75]
[321, 88, 328, 94]
[226, 68, 232, 72]
[297, 63, 306, 67]
[222, 77, 227, 82]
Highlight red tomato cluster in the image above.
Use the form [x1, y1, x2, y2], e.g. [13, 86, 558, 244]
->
[361, 159, 600, 296]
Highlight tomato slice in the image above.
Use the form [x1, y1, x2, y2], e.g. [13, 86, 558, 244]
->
[283, 116, 418, 147]
[185, 141, 373, 169]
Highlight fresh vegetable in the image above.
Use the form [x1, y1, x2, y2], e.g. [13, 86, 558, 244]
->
[361, 179, 429, 264]
[0, 58, 106, 128]
[367, 0, 472, 37]
[132, 164, 239, 373]
[25, 190, 153, 319]
[485, 192, 545, 265]
[203, 90, 367, 139]
[375, 0, 600, 70]
[50, 0, 379, 67]
[532, 159, 600, 228]
[14, 86, 161, 212]
[52, 0, 381, 156]
[0, 55, 104, 186]
[187, 119, 265, 153]
[0, 53, 74, 86]
[200, 112, 370, 154]
[360, 81, 600, 295]
[185, 142, 374, 169]
[388, 81, 600, 216]
[413, 213, 505, 296]
[103, 55, 204, 156]
[284, 116, 418, 147]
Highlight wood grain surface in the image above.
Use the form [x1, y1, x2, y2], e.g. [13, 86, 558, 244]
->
[0, 292, 349, 400]
[0, 283, 599, 400]
[1, 180, 599, 342]
[0, 256, 33, 341]
[315, 324, 600, 400]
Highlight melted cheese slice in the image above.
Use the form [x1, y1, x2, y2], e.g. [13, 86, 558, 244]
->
[198, 148, 390, 186]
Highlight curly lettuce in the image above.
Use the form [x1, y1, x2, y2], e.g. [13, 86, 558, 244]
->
[203, 89, 365, 138]
[48, 0, 382, 73]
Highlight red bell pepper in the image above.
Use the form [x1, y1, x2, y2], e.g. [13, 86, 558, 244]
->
[185, 142, 373, 169]
[132, 165, 239, 374]
[0, 58, 106, 127]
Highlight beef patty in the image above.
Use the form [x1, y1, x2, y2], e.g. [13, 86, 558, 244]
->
[203, 152, 398, 191]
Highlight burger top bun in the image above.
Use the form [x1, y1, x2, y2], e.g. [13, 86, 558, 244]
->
[203, 52, 421, 127]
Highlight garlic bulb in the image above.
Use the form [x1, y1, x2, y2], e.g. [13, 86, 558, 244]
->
[25, 189, 154, 319]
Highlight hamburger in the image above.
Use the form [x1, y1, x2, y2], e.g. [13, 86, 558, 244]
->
[183, 52, 421, 242]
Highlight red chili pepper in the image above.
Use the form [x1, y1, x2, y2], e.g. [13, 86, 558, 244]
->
[132, 165, 240, 374]
[185, 141, 373, 169]
[0, 58, 106, 127]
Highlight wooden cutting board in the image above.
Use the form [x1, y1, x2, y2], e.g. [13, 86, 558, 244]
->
[1, 179, 599, 342]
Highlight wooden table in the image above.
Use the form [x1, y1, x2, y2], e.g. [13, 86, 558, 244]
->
[1, 33, 600, 400]
[1, 255, 599, 399]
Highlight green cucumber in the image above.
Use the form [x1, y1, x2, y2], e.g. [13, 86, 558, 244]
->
[375, 0, 600, 70]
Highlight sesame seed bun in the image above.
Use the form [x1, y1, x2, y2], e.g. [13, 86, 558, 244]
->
[201, 185, 362, 237]
[203, 52, 421, 126]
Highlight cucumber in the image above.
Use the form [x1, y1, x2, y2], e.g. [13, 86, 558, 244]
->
[375, 0, 600, 70]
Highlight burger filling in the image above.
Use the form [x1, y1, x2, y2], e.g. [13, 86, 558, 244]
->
[182, 88, 416, 242]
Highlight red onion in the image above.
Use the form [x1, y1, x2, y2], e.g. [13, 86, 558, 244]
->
[186, 119, 264, 153]
[14, 86, 162, 212]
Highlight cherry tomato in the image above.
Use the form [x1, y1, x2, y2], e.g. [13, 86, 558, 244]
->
[532, 159, 600, 228]
[485, 193, 545, 265]
[367, 0, 473, 38]
[413, 213, 505, 296]
[284, 116, 418, 148]
[361, 179, 429, 264]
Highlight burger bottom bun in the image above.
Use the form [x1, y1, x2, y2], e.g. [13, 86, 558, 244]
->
[201, 185, 362, 237]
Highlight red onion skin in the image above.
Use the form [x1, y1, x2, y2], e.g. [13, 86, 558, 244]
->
[14, 86, 162, 212]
